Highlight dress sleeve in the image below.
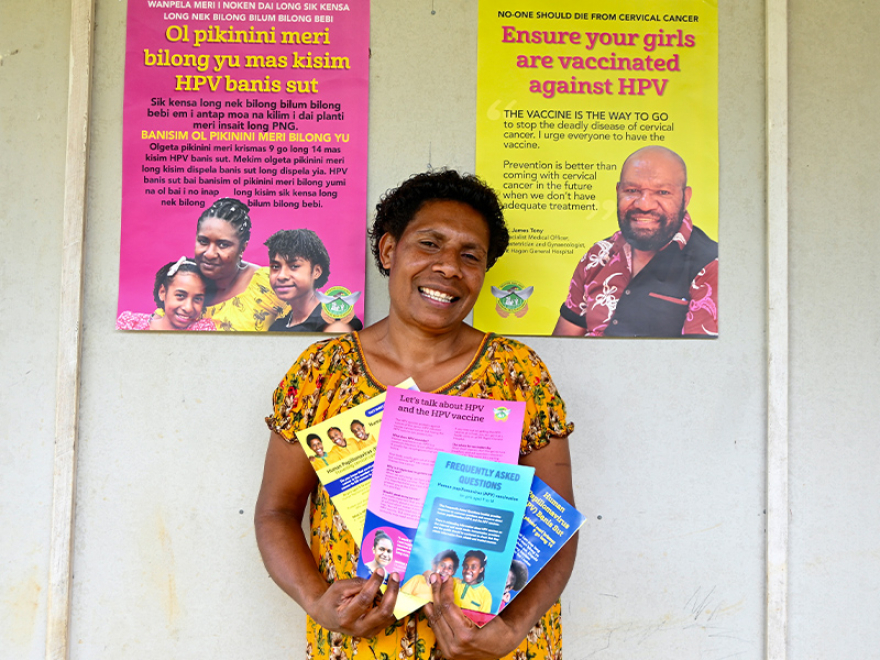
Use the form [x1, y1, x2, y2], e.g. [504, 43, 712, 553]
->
[265, 343, 328, 443]
[503, 341, 574, 455]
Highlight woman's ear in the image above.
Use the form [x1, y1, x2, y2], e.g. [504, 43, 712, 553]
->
[157, 285, 167, 305]
[378, 233, 396, 272]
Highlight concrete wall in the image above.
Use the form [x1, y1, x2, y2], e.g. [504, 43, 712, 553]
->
[0, 0, 70, 657]
[1, 0, 876, 658]
[788, 0, 880, 657]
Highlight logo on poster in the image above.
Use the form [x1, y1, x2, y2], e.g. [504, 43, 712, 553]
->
[318, 286, 361, 324]
[493, 406, 512, 422]
[491, 282, 534, 318]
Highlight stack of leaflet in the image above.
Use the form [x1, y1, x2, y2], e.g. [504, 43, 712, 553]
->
[298, 385, 584, 623]
[356, 387, 585, 623]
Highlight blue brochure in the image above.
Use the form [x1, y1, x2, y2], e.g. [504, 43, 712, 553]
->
[461, 475, 586, 626]
[401, 452, 534, 616]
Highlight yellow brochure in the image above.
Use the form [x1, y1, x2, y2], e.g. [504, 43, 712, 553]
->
[296, 379, 416, 545]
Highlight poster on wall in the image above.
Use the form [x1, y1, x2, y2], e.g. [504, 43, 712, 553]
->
[473, 1, 718, 338]
[117, 1, 369, 332]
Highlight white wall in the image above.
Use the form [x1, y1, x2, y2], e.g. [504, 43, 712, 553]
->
[788, 1, 880, 657]
[0, 0, 70, 657]
[6, 0, 874, 658]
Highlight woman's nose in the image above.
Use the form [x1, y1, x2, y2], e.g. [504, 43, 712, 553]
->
[433, 249, 462, 277]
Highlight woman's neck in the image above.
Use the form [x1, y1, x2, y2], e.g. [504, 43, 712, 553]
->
[209, 262, 256, 305]
[286, 292, 320, 327]
[149, 312, 177, 331]
[212, 262, 246, 295]
[359, 317, 485, 392]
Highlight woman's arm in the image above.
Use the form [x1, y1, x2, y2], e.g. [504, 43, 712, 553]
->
[424, 436, 578, 660]
[255, 431, 400, 636]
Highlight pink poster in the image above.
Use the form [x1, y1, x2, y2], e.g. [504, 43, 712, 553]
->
[118, 1, 369, 332]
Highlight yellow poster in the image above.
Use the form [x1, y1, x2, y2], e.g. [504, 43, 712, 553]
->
[474, 1, 718, 338]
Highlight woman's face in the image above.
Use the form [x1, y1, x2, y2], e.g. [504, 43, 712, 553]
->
[268, 254, 321, 303]
[435, 557, 456, 581]
[309, 438, 325, 456]
[461, 556, 484, 585]
[195, 216, 245, 280]
[373, 537, 393, 567]
[158, 272, 206, 329]
[504, 569, 516, 593]
[379, 200, 490, 334]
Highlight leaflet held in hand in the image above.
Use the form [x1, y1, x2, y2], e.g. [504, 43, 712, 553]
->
[402, 452, 534, 616]
[356, 387, 526, 618]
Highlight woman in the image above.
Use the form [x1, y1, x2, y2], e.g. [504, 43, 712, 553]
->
[401, 549, 460, 600]
[116, 257, 216, 331]
[453, 550, 492, 613]
[305, 434, 331, 468]
[194, 198, 287, 331]
[264, 228, 363, 333]
[363, 531, 394, 575]
[257, 170, 576, 660]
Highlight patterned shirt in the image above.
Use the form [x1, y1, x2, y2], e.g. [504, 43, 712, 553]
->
[561, 214, 718, 337]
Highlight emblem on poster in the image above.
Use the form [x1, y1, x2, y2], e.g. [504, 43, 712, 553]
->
[491, 282, 534, 318]
[318, 287, 361, 326]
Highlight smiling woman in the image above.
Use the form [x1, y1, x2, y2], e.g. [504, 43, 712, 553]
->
[194, 197, 288, 331]
[256, 170, 577, 660]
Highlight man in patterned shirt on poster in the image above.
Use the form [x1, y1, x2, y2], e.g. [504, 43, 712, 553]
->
[552, 145, 718, 338]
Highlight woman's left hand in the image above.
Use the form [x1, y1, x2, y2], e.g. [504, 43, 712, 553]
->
[423, 575, 519, 660]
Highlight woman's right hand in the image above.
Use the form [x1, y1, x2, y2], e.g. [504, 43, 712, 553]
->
[309, 569, 400, 637]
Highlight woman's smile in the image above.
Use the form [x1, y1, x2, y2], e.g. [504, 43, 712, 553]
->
[418, 286, 458, 305]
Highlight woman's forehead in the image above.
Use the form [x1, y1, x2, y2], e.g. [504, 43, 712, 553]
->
[404, 201, 490, 245]
[198, 215, 240, 239]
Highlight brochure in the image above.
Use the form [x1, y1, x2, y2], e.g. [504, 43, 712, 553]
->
[401, 452, 534, 618]
[356, 387, 526, 618]
[463, 476, 586, 626]
[295, 379, 416, 544]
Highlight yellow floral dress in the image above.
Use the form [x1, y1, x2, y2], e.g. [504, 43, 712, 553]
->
[204, 266, 288, 331]
[265, 332, 573, 660]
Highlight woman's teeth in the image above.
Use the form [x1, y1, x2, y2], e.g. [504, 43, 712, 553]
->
[420, 287, 454, 303]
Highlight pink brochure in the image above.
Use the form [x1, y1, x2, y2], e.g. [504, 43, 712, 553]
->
[355, 386, 525, 618]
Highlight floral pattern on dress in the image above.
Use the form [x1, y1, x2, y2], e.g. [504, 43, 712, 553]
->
[203, 266, 288, 331]
[265, 332, 573, 660]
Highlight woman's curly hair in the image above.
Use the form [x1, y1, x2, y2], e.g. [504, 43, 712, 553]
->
[369, 170, 509, 276]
